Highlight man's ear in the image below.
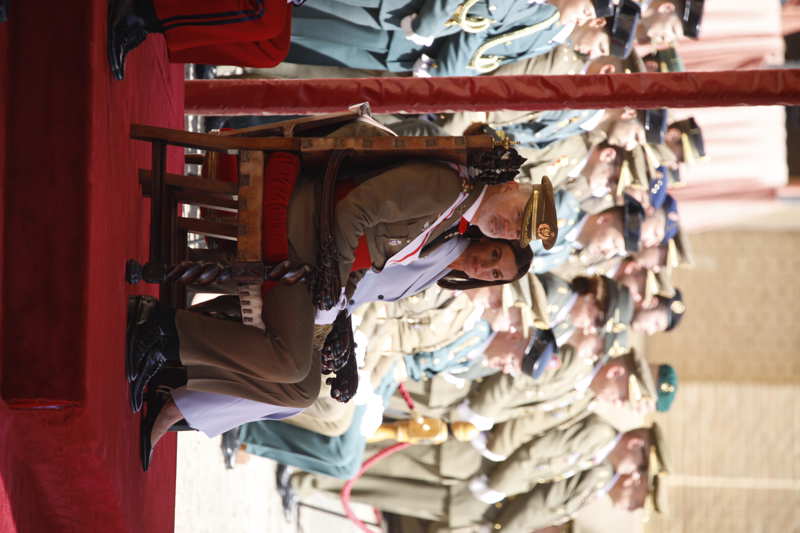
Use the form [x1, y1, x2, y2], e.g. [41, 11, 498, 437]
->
[606, 364, 626, 379]
[598, 64, 616, 75]
[598, 147, 617, 163]
[590, 17, 607, 28]
[626, 436, 645, 450]
[657, 0, 676, 15]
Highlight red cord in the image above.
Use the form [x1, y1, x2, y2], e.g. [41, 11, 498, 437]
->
[397, 382, 415, 410]
[340, 383, 416, 532]
[341, 442, 412, 533]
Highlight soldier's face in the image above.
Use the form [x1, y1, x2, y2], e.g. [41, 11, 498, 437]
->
[570, 293, 604, 334]
[609, 471, 648, 511]
[581, 211, 627, 263]
[457, 240, 518, 282]
[608, 113, 646, 150]
[642, 0, 684, 47]
[570, 20, 611, 58]
[592, 358, 630, 403]
[585, 146, 622, 196]
[616, 264, 651, 307]
[473, 182, 526, 240]
[557, 0, 600, 26]
[665, 127, 685, 161]
[632, 306, 669, 335]
[615, 431, 650, 474]
[484, 331, 528, 374]
[639, 210, 666, 249]
[571, 330, 603, 360]
[633, 245, 667, 272]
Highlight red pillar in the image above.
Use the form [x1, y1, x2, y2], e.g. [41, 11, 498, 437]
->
[185, 70, 800, 115]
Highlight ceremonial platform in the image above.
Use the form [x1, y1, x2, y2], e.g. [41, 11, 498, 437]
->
[0, 2, 182, 531]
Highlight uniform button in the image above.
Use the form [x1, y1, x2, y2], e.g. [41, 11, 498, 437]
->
[493, 524, 502, 530]
[349, 299, 355, 305]
[378, 295, 384, 300]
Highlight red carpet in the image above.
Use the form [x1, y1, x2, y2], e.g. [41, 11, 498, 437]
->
[1, 2, 183, 531]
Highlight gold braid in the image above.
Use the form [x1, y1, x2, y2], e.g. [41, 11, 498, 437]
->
[467, 12, 560, 73]
[444, 0, 494, 33]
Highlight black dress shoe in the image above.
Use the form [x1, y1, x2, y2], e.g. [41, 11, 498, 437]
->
[107, 0, 153, 80]
[220, 428, 240, 470]
[126, 295, 157, 382]
[192, 64, 217, 80]
[275, 463, 298, 521]
[129, 349, 167, 413]
[126, 297, 179, 383]
[140, 387, 170, 472]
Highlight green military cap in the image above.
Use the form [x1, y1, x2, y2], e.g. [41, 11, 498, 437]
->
[626, 352, 680, 412]
[643, 47, 685, 73]
[668, 117, 706, 164]
[656, 364, 678, 412]
[520, 176, 558, 249]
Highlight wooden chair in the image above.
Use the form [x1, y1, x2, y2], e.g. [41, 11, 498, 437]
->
[126, 104, 496, 319]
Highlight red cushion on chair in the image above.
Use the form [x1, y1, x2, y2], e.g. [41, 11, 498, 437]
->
[333, 180, 372, 272]
[261, 152, 301, 297]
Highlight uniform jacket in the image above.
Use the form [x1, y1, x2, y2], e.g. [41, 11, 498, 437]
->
[485, 390, 594, 458]
[357, 285, 479, 358]
[490, 462, 614, 532]
[439, 45, 588, 135]
[518, 132, 593, 188]
[429, 4, 565, 77]
[334, 158, 483, 283]
[487, 412, 618, 496]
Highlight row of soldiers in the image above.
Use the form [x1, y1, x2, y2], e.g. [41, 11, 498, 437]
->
[182, 0, 708, 531]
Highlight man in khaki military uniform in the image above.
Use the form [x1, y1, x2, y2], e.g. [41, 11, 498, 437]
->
[291, 419, 666, 532]
[129, 118, 548, 409]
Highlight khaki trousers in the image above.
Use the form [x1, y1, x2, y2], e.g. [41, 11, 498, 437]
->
[175, 177, 321, 407]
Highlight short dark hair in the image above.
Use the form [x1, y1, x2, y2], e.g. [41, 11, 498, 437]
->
[438, 237, 533, 291]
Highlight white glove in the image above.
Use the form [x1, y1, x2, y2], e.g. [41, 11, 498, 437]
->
[468, 474, 506, 504]
[470, 430, 508, 462]
[401, 14, 436, 47]
[359, 393, 386, 437]
[352, 370, 375, 405]
[353, 329, 368, 367]
[455, 400, 495, 431]
[412, 53, 435, 78]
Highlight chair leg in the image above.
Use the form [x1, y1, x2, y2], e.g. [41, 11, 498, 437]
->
[126, 140, 176, 289]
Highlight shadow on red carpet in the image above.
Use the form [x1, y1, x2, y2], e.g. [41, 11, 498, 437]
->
[1, 2, 183, 531]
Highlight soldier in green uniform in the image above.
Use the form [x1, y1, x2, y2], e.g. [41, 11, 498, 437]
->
[289, 418, 667, 531]
[286, 1, 565, 75]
